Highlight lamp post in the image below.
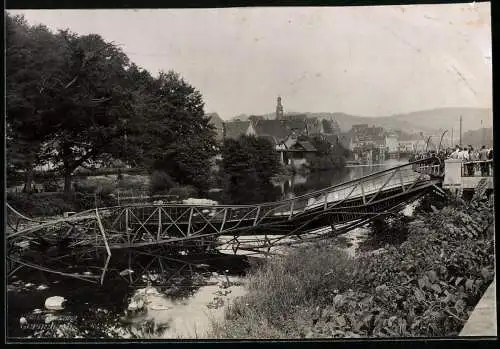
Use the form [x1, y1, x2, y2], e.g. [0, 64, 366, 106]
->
[459, 115, 463, 146]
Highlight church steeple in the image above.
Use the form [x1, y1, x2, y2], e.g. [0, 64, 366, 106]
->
[276, 96, 284, 120]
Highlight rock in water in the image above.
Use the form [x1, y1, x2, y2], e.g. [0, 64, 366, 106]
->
[45, 296, 66, 310]
[127, 301, 138, 311]
[119, 269, 134, 277]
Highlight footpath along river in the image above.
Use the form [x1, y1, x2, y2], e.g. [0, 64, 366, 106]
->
[7, 159, 412, 339]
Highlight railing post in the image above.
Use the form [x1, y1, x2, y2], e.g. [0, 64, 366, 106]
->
[398, 169, 406, 192]
[125, 207, 130, 244]
[187, 207, 194, 236]
[360, 181, 366, 204]
[220, 208, 228, 232]
[289, 200, 295, 220]
[157, 207, 162, 241]
[253, 206, 261, 226]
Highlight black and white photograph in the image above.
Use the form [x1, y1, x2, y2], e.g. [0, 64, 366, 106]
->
[5, 2, 495, 341]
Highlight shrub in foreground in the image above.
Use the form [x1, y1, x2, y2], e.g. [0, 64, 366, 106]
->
[211, 198, 494, 338]
[210, 243, 355, 338]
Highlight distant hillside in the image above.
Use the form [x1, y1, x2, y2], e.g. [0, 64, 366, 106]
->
[462, 127, 493, 148]
[235, 108, 491, 135]
[309, 108, 492, 134]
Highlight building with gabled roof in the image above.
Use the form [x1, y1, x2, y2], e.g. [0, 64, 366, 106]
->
[223, 121, 256, 140]
[207, 112, 224, 142]
[253, 119, 290, 143]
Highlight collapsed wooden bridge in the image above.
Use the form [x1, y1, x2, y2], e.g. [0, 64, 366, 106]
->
[6, 158, 445, 286]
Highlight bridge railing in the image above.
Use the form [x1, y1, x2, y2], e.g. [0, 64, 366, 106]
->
[461, 160, 494, 177]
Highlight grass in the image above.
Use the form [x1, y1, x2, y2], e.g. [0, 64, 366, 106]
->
[209, 242, 355, 338]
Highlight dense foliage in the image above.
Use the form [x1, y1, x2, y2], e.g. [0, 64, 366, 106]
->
[305, 136, 351, 171]
[6, 14, 216, 194]
[221, 135, 282, 204]
[211, 196, 495, 338]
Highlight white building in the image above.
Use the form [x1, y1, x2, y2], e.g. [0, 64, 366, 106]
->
[385, 135, 399, 153]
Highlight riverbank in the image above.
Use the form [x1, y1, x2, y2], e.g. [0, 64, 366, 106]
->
[208, 196, 495, 338]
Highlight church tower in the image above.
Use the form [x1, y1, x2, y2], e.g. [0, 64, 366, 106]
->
[275, 96, 284, 120]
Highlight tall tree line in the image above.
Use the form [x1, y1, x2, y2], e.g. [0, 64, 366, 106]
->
[6, 14, 217, 194]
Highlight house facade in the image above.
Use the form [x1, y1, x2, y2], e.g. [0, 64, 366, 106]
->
[278, 139, 318, 167]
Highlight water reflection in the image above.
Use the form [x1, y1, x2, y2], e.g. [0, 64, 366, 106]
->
[276, 159, 408, 200]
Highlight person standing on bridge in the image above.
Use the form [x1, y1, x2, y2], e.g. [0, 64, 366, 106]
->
[479, 145, 490, 176]
[467, 146, 476, 176]
[449, 146, 461, 159]
[458, 147, 469, 175]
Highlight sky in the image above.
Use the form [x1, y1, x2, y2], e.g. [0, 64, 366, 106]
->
[8, 3, 492, 120]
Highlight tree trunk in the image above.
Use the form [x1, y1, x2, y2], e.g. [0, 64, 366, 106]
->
[22, 169, 34, 193]
[64, 173, 72, 193]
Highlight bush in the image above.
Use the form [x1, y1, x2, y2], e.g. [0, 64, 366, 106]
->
[361, 213, 412, 250]
[117, 175, 150, 191]
[7, 193, 75, 217]
[149, 171, 177, 195]
[41, 178, 61, 192]
[167, 185, 197, 200]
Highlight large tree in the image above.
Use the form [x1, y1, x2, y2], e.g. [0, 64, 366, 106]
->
[221, 135, 281, 204]
[7, 14, 136, 192]
[135, 71, 218, 192]
[6, 15, 64, 191]
[7, 13, 216, 195]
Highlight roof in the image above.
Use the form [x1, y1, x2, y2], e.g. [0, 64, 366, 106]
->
[207, 113, 224, 141]
[286, 120, 307, 132]
[207, 113, 223, 127]
[324, 134, 339, 145]
[286, 114, 308, 121]
[305, 118, 322, 134]
[258, 134, 279, 145]
[254, 120, 290, 141]
[289, 140, 317, 152]
[299, 141, 317, 152]
[223, 121, 251, 140]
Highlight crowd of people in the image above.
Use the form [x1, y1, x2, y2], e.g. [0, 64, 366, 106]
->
[448, 145, 493, 176]
[409, 145, 493, 177]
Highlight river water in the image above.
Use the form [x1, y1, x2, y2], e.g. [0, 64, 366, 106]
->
[7, 159, 409, 340]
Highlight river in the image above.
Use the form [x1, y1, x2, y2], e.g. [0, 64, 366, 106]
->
[7, 159, 409, 340]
